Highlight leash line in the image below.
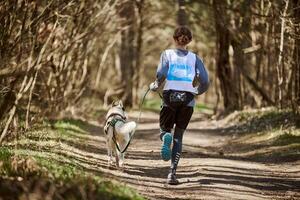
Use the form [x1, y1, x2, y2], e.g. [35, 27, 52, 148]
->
[136, 87, 151, 124]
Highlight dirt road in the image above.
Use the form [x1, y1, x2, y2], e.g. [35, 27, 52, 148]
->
[85, 111, 300, 200]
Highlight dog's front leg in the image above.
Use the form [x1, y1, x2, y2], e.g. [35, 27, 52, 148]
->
[108, 152, 114, 167]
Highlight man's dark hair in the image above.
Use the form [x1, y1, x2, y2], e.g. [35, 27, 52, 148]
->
[173, 26, 192, 46]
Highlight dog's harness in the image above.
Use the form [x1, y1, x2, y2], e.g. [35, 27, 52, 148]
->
[104, 112, 133, 153]
[103, 88, 153, 154]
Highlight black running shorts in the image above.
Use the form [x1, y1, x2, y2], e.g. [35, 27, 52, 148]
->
[159, 105, 193, 132]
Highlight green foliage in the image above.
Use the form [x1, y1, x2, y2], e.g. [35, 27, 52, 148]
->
[0, 147, 11, 161]
[0, 147, 13, 175]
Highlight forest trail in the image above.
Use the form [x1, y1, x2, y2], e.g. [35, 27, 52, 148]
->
[72, 111, 300, 200]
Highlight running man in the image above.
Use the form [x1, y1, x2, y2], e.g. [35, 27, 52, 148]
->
[149, 26, 210, 185]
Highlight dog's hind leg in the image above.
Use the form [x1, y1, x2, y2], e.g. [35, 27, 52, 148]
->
[106, 139, 114, 167]
[118, 152, 125, 168]
[115, 150, 120, 168]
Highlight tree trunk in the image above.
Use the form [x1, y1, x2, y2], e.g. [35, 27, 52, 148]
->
[177, 0, 188, 26]
[132, 0, 145, 108]
[231, 0, 253, 108]
[118, 1, 135, 107]
[276, 0, 289, 108]
[213, 0, 240, 112]
[292, 0, 300, 113]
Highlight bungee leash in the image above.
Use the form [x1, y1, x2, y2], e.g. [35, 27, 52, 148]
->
[136, 87, 151, 125]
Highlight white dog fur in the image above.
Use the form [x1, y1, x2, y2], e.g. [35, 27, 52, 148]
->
[104, 101, 136, 168]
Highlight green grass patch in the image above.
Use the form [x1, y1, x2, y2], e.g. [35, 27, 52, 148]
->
[142, 98, 162, 112]
[35, 156, 79, 181]
[0, 147, 12, 161]
[194, 102, 214, 113]
[54, 120, 87, 133]
[273, 132, 300, 146]
[0, 147, 13, 176]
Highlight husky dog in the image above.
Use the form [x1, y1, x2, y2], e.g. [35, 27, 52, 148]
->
[104, 101, 137, 168]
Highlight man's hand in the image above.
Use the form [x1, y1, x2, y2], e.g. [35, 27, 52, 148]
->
[192, 73, 200, 87]
[149, 81, 159, 92]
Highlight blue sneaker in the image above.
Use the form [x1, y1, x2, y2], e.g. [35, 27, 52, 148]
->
[161, 132, 172, 161]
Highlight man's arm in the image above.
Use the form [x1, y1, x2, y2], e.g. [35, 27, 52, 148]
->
[150, 51, 168, 91]
[195, 56, 210, 95]
[156, 51, 168, 86]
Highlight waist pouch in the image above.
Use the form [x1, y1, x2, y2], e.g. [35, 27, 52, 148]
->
[163, 90, 194, 107]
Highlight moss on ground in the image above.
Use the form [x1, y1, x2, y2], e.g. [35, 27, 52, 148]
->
[273, 131, 300, 146]
[222, 108, 300, 162]
[226, 107, 299, 132]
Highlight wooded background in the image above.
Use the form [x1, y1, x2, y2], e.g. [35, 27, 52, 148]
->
[0, 0, 299, 142]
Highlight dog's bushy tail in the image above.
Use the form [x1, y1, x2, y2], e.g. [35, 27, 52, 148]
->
[116, 122, 136, 136]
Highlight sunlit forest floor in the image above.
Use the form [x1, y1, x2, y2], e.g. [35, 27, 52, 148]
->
[0, 106, 299, 200]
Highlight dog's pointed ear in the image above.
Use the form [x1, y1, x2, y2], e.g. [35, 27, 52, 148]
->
[117, 100, 126, 111]
[118, 100, 124, 108]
